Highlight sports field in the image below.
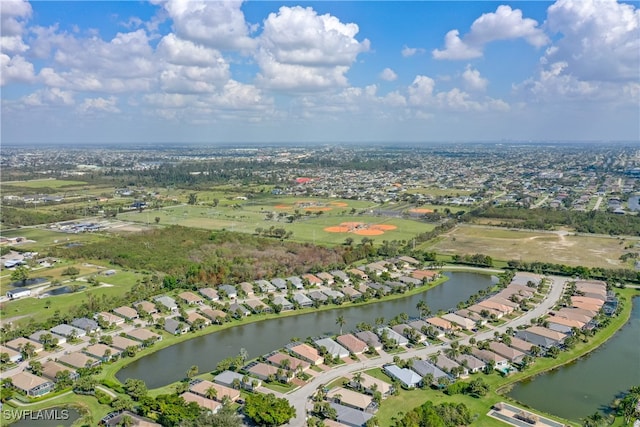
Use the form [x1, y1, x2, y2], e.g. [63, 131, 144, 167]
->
[428, 224, 635, 269]
[117, 198, 435, 246]
[2, 178, 88, 189]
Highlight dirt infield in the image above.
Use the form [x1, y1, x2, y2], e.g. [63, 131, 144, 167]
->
[409, 208, 434, 214]
[324, 222, 397, 236]
[275, 205, 290, 209]
[330, 202, 349, 207]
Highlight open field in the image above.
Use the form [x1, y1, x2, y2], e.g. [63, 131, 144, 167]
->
[117, 198, 435, 246]
[426, 224, 634, 269]
[0, 227, 109, 252]
[2, 178, 89, 189]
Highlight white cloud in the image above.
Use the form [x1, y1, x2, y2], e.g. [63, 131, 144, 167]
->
[161, 0, 256, 51]
[401, 45, 425, 57]
[0, 0, 32, 37]
[256, 6, 370, 91]
[78, 96, 120, 114]
[157, 33, 227, 68]
[379, 68, 397, 81]
[462, 66, 488, 91]
[0, 53, 35, 85]
[433, 5, 548, 60]
[408, 75, 436, 105]
[23, 87, 74, 107]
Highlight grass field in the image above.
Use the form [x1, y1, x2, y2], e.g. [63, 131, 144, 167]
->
[2, 178, 89, 189]
[0, 227, 108, 252]
[426, 224, 635, 269]
[117, 198, 436, 246]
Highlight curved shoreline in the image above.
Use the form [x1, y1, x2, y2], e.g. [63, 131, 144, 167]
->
[101, 274, 455, 387]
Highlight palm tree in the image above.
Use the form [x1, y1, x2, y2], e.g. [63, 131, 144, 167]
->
[581, 411, 606, 427]
[416, 301, 431, 319]
[336, 315, 346, 335]
[205, 386, 218, 401]
[353, 372, 363, 390]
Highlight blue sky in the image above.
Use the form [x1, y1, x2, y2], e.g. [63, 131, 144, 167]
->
[1, 0, 638, 144]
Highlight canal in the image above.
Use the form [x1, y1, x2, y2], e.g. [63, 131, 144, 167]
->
[117, 272, 496, 388]
[509, 297, 640, 421]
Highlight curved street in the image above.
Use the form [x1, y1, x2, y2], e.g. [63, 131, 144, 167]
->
[286, 275, 567, 426]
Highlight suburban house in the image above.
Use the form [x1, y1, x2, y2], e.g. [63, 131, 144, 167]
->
[94, 311, 125, 326]
[180, 392, 221, 413]
[341, 286, 362, 300]
[135, 301, 158, 315]
[546, 316, 585, 334]
[198, 287, 219, 301]
[58, 351, 100, 369]
[435, 354, 466, 376]
[246, 362, 291, 382]
[356, 373, 393, 396]
[517, 326, 568, 349]
[10, 371, 54, 397]
[314, 337, 350, 359]
[337, 334, 369, 355]
[287, 276, 304, 290]
[354, 331, 383, 351]
[256, 280, 276, 293]
[331, 270, 351, 283]
[454, 309, 486, 326]
[113, 306, 139, 320]
[0, 345, 22, 363]
[302, 274, 323, 286]
[29, 330, 66, 346]
[190, 379, 240, 402]
[477, 299, 514, 315]
[289, 343, 324, 365]
[471, 348, 509, 369]
[244, 299, 271, 314]
[5, 337, 44, 354]
[378, 327, 409, 347]
[126, 328, 162, 343]
[383, 364, 422, 389]
[164, 318, 189, 335]
[41, 360, 79, 382]
[411, 269, 439, 282]
[391, 324, 427, 343]
[322, 289, 345, 301]
[84, 343, 120, 362]
[508, 337, 535, 354]
[51, 324, 86, 338]
[110, 335, 142, 352]
[266, 352, 310, 371]
[154, 296, 178, 312]
[214, 370, 261, 391]
[455, 354, 486, 373]
[292, 293, 313, 307]
[185, 312, 211, 327]
[270, 278, 288, 291]
[410, 360, 451, 385]
[425, 317, 456, 334]
[177, 291, 203, 306]
[367, 283, 391, 295]
[327, 387, 374, 412]
[71, 318, 100, 334]
[330, 402, 374, 427]
[467, 304, 504, 319]
[316, 272, 334, 285]
[308, 291, 328, 303]
[228, 302, 250, 317]
[238, 282, 255, 297]
[219, 285, 238, 299]
[442, 313, 476, 330]
[200, 308, 227, 324]
[272, 295, 293, 311]
[488, 341, 525, 364]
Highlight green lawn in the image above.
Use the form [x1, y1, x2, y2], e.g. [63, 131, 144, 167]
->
[2, 179, 89, 189]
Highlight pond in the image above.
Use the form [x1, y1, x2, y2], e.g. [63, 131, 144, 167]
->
[7, 277, 48, 288]
[118, 272, 495, 388]
[509, 297, 640, 421]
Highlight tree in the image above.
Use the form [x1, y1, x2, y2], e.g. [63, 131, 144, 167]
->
[188, 193, 198, 205]
[581, 411, 606, 427]
[187, 365, 199, 380]
[244, 393, 296, 426]
[74, 375, 97, 394]
[336, 315, 346, 335]
[416, 301, 431, 318]
[111, 396, 134, 412]
[205, 386, 218, 401]
[154, 216, 161, 224]
[29, 360, 43, 376]
[20, 342, 36, 359]
[124, 378, 148, 401]
[10, 265, 29, 283]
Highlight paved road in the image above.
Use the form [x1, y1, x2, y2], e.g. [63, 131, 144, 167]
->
[285, 275, 567, 426]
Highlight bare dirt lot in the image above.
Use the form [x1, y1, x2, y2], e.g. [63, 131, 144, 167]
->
[429, 225, 636, 269]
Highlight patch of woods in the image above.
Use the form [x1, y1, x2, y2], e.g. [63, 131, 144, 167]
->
[53, 226, 345, 280]
[474, 207, 640, 235]
[1, 206, 80, 227]
[393, 401, 472, 427]
[506, 259, 640, 284]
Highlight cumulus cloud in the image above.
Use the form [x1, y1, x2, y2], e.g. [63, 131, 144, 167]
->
[379, 68, 397, 81]
[160, 0, 256, 51]
[78, 96, 120, 114]
[401, 45, 425, 57]
[0, 0, 32, 37]
[255, 6, 370, 91]
[517, 0, 639, 105]
[433, 5, 548, 60]
[462, 66, 488, 91]
[23, 87, 74, 107]
[0, 53, 35, 85]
